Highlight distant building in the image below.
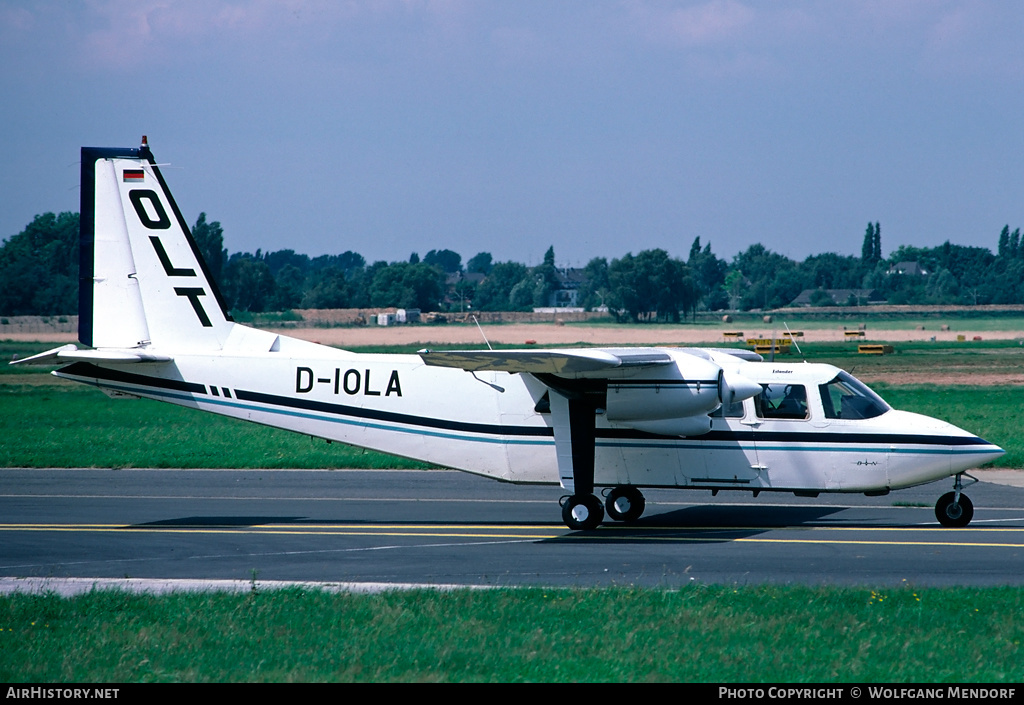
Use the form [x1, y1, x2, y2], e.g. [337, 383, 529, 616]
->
[887, 261, 929, 277]
[446, 271, 486, 288]
[547, 268, 588, 309]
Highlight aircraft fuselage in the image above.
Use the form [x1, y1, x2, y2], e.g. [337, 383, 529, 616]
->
[55, 338, 1000, 496]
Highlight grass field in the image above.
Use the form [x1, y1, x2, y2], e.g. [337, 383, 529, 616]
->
[3, 585, 1023, 682]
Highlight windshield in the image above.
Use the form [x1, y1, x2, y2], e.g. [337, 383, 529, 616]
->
[818, 371, 890, 420]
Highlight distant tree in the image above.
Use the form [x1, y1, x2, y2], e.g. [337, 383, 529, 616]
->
[474, 261, 529, 311]
[724, 270, 745, 310]
[0, 212, 79, 315]
[688, 240, 728, 311]
[466, 252, 493, 274]
[508, 278, 536, 310]
[689, 237, 703, 262]
[732, 244, 800, 309]
[926, 268, 960, 303]
[803, 252, 863, 290]
[451, 277, 476, 312]
[261, 248, 309, 277]
[409, 252, 420, 264]
[423, 249, 462, 273]
[543, 246, 556, 267]
[270, 263, 306, 310]
[999, 225, 1011, 258]
[223, 255, 276, 312]
[369, 262, 445, 311]
[335, 251, 366, 274]
[861, 222, 881, 265]
[577, 257, 610, 310]
[302, 268, 349, 309]
[531, 261, 561, 308]
[191, 213, 227, 286]
[608, 249, 696, 322]
[401, 262, 447, 310]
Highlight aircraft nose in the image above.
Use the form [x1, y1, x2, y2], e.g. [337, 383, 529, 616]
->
[980, 437, 1005, 457]
[951, 434, 1005, 473]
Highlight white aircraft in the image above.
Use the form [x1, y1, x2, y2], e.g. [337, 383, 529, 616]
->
[13, 139, 1005, 530]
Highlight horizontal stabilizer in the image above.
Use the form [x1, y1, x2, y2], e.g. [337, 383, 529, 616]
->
[418, 348, 673, 374]
[9, 344, 171, 366]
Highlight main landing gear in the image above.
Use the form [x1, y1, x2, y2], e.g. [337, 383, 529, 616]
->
[551, 393, 648, 530]
[560, 494, 604, 531]
[935, 473, 975, 528]
[604, 485, 646, 522]
[560, 486, 648, 530]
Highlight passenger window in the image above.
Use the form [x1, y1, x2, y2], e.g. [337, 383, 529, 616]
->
[757, 384, 808, 420]
[818, 372, 890, 420]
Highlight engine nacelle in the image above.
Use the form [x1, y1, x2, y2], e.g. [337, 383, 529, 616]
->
[603, 353, 762, 437]
[605, 379, 721, 421]
[604, 354, 723, 422]
[622, 415, 713, 437]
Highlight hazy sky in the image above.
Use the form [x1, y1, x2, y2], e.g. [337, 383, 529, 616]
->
[2, 1, 1023, 267]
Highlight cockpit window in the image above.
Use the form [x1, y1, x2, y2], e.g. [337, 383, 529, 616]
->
[756, 384, 809, 420]
[818, 372, 890, 420]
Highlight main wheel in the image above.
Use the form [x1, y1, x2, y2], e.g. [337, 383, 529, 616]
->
[604, 486, 646, 522]
[935, 491, 974, 528]
[561, 494, 604, 530]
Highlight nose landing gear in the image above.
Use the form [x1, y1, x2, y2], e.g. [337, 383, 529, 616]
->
[935, 473, 976, 528]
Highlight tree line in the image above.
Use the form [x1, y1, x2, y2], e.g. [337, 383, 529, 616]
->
[3, 211, 1023, 321]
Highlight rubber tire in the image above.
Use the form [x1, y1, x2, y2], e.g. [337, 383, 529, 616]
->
[935, 491, 974, 528]
[561, 494, 604, 530]
[605, 486, 646, 523]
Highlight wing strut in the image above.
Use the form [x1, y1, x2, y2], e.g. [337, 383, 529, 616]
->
[551, 392, 604, 529]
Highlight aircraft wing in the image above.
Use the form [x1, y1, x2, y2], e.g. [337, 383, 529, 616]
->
[417, 347, 674, 374]
[9, 344, 172, 366]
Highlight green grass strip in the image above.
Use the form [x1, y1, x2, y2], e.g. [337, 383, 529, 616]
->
[2, 585, 1022, 682]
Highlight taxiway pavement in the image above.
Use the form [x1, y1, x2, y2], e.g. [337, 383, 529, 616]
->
[3, 468, 1024, 591]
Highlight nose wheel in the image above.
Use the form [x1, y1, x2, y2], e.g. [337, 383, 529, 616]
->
[935, 473, 976, 528]
[935, 491, 974, 527]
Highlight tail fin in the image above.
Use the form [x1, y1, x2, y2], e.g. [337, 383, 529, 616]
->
[79, 138, 233, 352]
